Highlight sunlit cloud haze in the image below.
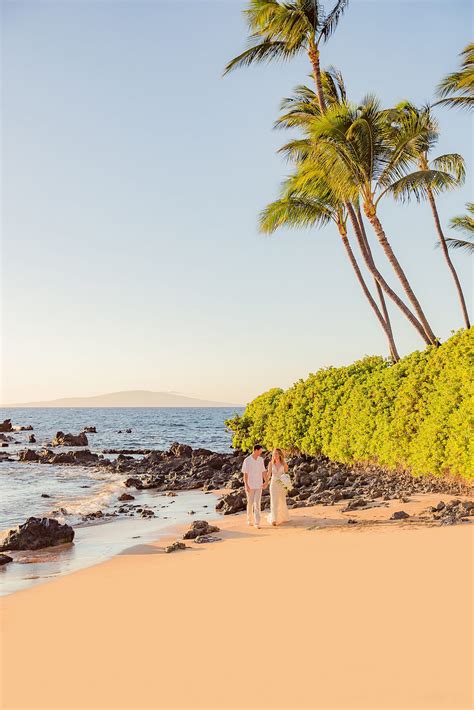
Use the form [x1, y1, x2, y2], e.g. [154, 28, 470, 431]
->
[2, 0, 472, 406]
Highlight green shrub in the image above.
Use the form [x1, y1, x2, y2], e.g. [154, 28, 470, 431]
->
[226, 329, 474, 478]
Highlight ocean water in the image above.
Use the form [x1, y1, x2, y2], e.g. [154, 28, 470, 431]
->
[0, 407, 243, 594]
[0, 407, 242, 530]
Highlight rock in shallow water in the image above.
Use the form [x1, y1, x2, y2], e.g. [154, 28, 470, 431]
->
[51, 431, 89, 447]
[0, 517, 75, 551]
[0, 554, 13, 565]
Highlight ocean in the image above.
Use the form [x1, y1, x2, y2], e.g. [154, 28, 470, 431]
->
[0, 407, 243, 595]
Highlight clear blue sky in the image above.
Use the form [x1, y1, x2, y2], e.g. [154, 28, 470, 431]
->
[2, 0, 472, 405]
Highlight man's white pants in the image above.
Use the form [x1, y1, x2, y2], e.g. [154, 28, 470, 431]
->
[246, 487, 262, 525]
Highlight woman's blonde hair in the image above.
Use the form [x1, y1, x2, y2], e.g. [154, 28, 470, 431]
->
[272, 448, 286, 465]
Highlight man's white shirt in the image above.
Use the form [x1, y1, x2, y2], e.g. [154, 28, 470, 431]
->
[242, 455, 266, 489]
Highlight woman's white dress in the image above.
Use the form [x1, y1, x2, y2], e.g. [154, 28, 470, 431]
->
[267, 462, 290, 525]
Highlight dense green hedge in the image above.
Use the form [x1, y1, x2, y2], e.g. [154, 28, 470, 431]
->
[226, 329, 474, 479]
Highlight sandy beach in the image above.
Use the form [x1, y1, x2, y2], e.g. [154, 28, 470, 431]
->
[1, 494, 472, 710]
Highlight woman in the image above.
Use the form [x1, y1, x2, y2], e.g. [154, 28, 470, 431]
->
[266, 448, 290, 526]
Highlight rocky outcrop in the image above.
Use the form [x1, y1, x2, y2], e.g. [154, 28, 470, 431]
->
[118, 492, 135, 501]
[0, 419, 13, 432]
[83, 427, 97, 433]
[421, 499, 474, 525]
[19, 448, 99, 465]
[0, 554, 13, 566]
[216, 490, 247, 515]
[183, 520, 220, 540]
[0, 517, 75, 551]
[391, 510, 410, 520]
[51, 431, 89, 447]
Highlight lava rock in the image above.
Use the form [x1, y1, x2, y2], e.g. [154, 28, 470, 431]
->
[165, 541, 187, 553]
[0, 419, 13, 432]
[183, 520, 220, 540]
[194, 535, 222, 544]
[391, 510, 410, 520]
[0, 517, 75, 551]
[118, 493, 135, 501]
[51, 431, 89, 447]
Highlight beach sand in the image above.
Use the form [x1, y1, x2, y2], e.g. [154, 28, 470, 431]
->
[1, 495, 473, 710]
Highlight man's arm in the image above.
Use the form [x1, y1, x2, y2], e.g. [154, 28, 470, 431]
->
[243, 471, 250, 493]
[242, 460, 250, 493]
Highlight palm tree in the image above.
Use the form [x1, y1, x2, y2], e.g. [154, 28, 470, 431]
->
[447, 203, 474, 253]
[259, 174, 400, 359]
[436, 43, 474, 111]
[275, 76, 398, 350]
[386, 104, 470, 328]
[224, 0, 350, 112]
[291, 97, 439, 345]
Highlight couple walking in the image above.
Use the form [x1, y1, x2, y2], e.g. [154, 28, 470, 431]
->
[241, 444, 290, 529]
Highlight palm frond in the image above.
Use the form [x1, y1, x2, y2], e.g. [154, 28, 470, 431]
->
[245, 0, 281, 32]
[386, 170, 459, 203]
[431, 153, 465, 183]
[224, 39, 302, 74]
[435, 43, 474, 111]
[319, 0, 350, 42]
[445, 237, 474, 254]
[259, 196, 333, 233]
[449, 203, 474, 235]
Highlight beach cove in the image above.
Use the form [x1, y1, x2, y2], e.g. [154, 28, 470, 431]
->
[1, 493, 473, 710]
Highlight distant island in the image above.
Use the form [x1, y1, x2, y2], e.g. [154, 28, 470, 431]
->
[3, 390, 241, 408]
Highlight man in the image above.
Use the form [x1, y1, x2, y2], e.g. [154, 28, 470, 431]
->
[242, 444, 266, 529]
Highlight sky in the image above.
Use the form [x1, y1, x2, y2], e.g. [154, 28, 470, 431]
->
[1, 0, 473, 406]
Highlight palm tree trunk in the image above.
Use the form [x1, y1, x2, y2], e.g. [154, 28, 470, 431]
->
[363, 203, 438, 345]
[356, 209, 399, 358]
[308, 41, 326, 114]
[338, 226, 399, 360]
[346, 204, 433, 345]
[427, 189, 470, 328]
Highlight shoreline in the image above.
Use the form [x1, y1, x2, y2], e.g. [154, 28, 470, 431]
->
[1, 495, 472, 709]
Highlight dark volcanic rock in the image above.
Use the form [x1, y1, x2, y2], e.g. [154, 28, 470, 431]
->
[183, 520, 220, 540]
[33, 449, 99, 465]
[118, 492, 135, 501]
[18, 449, 40, 462]
[83, 426, 97, 433]
[165, 541, 187, 553]
[0, 554, 13, 566]
[124, 477, 145, 489]
[216, 490, 246, 515]
[170, 442, 192, 458]
[51, 431, 89, 447]
[391, 510, 410, 520]
[194, 534, 222, 544]
[0, 517, 74, 551]
[0, 419, 13, 432]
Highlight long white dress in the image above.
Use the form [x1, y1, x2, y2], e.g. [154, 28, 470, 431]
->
[267, 462, 290, 525]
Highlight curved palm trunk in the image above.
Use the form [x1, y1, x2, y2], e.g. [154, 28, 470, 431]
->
[308, 41, 326, 114]
[346, 204, 433, 345]
[356, 209, 399, 359]
[338, 225, 399, 360]
[427, 189, 470, 328]
[363, 203, 438, 345]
